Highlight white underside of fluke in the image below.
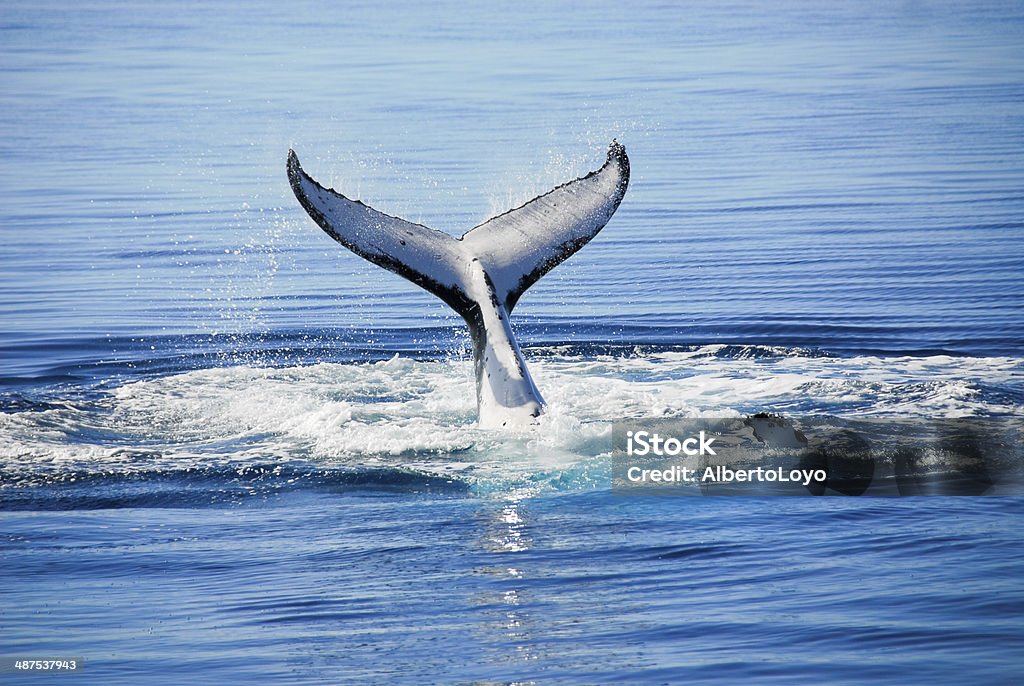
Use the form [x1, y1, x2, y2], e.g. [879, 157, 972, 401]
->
[287, 142, 630, 428]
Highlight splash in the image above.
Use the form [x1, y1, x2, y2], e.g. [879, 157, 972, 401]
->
[2, 348, 1019, 494]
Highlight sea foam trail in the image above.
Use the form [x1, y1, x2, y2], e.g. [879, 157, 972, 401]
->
[1, 349, 1020, 487]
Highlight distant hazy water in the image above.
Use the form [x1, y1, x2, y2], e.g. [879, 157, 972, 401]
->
[1, 1, 1023, 684]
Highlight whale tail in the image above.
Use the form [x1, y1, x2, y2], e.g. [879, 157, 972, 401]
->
[287, 142, 629, 427]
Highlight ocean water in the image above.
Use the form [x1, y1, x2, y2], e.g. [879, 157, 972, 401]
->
[2, 1, 1023, 683]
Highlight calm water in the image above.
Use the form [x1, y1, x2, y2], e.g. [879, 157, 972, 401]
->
[2, 1, 1023, 683]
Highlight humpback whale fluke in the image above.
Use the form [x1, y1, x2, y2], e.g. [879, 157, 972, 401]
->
[287, 142, 629, 428]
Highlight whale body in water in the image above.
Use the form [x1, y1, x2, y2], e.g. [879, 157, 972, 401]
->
[287, 142, 629, 428]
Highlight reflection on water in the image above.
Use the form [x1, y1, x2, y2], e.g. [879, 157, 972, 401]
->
[475, 488, 538, 673]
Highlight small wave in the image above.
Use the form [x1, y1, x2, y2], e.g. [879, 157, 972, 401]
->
[525, 342, 834, 360]
[0, 464, 472, 511]
[0, 394, 69, 414]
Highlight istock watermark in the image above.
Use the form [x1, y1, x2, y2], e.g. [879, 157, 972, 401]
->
[612, 416, 1024, 496]
[626, 430, 718, 456]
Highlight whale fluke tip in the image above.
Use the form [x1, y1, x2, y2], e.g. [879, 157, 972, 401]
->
[606, 140, 629, 192]
[286, 149, 300, 178]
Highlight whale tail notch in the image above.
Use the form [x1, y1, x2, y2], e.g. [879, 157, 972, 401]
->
[287, 142, 629, 427]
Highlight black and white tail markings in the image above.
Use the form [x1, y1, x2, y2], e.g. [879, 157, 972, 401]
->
[287, 142, 629, 428]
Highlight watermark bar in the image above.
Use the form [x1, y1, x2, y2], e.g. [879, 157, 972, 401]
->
[612, 416, 1024, 496]
[0, 657, 84, 673]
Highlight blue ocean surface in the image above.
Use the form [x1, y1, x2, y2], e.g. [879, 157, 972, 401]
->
[2, 1, 1023, 683]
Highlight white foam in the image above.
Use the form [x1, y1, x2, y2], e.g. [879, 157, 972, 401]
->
[1, 352, 1020, 481]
